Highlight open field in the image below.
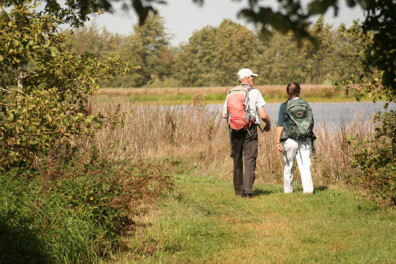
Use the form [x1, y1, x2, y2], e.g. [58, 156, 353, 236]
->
[97, 85, 365, 103]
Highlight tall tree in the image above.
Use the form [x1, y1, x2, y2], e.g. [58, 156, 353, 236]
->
[64, 22, 102, 55]
[303, 16, 339, 83]
[173, 25, 217, 86]
[330, 24, 363, 83]
[174, 20, 259, 87]
[115, 13, 171, 87]
[97, 29, 124, 59]
[213, 19, 260, 86]
[256, 31, 308, 85]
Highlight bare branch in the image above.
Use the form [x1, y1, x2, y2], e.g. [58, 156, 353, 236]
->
[0, 86, 11, 93]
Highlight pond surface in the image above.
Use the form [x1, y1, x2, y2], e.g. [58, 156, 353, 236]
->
[207, 102, 395, 129]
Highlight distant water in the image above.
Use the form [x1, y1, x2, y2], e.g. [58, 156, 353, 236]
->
[206, 102, 395, 129]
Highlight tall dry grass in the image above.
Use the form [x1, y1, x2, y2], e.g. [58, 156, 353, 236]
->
[87, 95, 373, 185]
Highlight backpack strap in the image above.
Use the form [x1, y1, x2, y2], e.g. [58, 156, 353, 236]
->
[257, 124, 265, 133]
[310, 133, 316, 156]
[298, 98, 316, 156]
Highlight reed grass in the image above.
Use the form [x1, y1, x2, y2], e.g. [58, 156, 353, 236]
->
[88, 95, 373, 186]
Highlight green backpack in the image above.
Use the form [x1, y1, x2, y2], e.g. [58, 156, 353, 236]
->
[280, 98, 316, 155]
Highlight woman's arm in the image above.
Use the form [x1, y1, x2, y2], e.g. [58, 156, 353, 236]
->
[276, 126, 284, 152]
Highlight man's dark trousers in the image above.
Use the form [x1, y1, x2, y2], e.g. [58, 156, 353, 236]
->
[230, 125, 258, 196]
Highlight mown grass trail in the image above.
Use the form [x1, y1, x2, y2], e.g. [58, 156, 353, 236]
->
[114, 174, 395, 264]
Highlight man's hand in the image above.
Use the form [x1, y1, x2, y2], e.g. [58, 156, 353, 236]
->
[258, 107, 271, 132]
[221, 107, 227, 119]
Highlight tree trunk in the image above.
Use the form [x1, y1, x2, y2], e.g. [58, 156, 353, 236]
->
[17, 63, 24, 89]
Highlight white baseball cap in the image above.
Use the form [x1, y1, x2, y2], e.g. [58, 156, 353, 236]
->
[237, 68, 258, 79]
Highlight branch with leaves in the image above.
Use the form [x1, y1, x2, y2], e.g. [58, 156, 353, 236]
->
[0, 2, 137, 170]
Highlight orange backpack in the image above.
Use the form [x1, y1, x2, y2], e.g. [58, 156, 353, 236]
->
[226, 85, 255, 131]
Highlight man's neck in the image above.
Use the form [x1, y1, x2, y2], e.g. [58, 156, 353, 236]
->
[241, 83, 252, 88]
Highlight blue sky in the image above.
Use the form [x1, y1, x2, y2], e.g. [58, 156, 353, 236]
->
[85, 0, 365, 46]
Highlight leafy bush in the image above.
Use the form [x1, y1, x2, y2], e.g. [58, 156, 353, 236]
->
[345, 111, 395, 205]
[0, 159, 173, 264]
[0, 2, 135, 171]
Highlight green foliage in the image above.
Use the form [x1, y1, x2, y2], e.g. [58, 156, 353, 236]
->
[336, 21, 395, 206]
[0, 159, 173, 263]
[64, 16, 364, 87]
[66, 14, 173, 88]
[41, 0, 395, 94]
[173, 19, 260, 87]
[255, 17, 363, 85]
[230, 0, 395, 95]
[173, 25, 217, 87]
[256, 31, 306, 85]
[0, 2, 135, 170]
[335, 21, 395, 103]
[124, 14, 171, 86]
[345, 111, 396, 205]
[358, 0, 395, 96]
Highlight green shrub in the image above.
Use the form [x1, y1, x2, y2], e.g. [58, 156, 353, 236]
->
[346, 110, 395, 205]
[0, 169, 51, 264]
[0, 3, 135, 171]
[0, 159, 173, 264]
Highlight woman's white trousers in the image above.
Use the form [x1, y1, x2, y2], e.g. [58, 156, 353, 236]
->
[282, 138, 314, 193]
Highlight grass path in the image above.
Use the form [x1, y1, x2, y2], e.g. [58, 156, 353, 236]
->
[114, 174, 395, 264]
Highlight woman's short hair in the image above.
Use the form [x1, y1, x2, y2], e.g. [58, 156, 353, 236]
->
[286, 82, 301, 98]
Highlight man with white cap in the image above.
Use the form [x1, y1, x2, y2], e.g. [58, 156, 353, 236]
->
[222, 68, 271, 198]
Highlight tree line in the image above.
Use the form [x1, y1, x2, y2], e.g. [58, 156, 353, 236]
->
[64, 15, 363, 88]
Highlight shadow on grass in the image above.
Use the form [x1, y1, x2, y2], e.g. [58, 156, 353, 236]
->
[0, 219, 51, 264]
[291, 186, 328, 194]
[253, 188, 274, 197]
[314, 186, 328, 192]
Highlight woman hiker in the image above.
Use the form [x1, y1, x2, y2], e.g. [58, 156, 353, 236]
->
[276, 82, 315, 194]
